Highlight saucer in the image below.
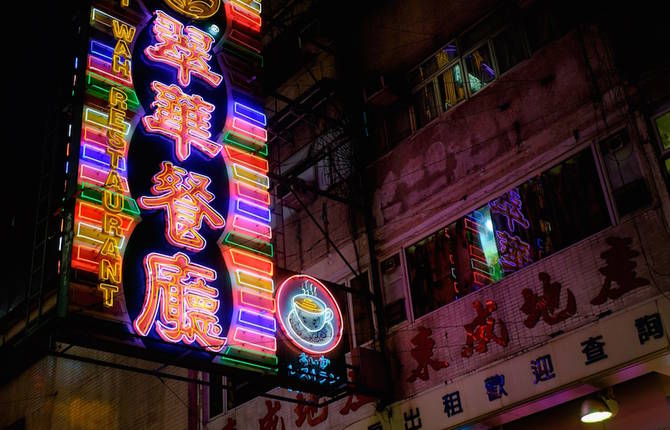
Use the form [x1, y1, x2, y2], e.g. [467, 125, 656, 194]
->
[287, 309, 334, 347]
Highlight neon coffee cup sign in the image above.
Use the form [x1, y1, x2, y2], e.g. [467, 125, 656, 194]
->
[276, 275, 343, 355]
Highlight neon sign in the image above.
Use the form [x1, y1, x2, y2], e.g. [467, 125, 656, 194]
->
[138, 161, 224, 252]
[276, 275, 344, 355]
[142, 81, 221, 161]
[135, 252, 226, 352]
[68, 1, 346, 386]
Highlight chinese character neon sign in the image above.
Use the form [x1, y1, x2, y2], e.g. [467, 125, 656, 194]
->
[70, 1, 346, 383]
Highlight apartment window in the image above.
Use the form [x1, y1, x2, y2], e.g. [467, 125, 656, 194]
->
[436, 63, 466, 110]
[208, 373, 225, 419]
[464, 42, 496, 95]
[599, 130, 652, 217]
[380, 254, 406, 327]
[350, 272, 375, 346]
[406, 147, 610, 319]
[406, 6, 579, 135]
[493, 24, 529, 74]
[523, 1, 574, 53]
[405, 206, 503, 318]
[654, 111, 670, 176]
[412, 82, 439, 128]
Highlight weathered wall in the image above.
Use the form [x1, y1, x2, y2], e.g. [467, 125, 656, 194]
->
[0, 348, 189, 430]
[285, 27, 631, 277]
[372, 27, 623, 253]
[385, 209, 670, 399]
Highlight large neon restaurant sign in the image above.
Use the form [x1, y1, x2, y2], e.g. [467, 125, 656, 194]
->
[66, 0, 346, 386]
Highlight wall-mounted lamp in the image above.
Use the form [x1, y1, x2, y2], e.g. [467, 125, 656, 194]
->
[580, 390, 619, 423]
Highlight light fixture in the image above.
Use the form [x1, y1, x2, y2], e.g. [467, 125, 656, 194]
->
[580, 391, 619, 424]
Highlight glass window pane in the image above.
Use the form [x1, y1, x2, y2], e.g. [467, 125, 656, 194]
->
[465, 43, 496, 95]
[524, 2, 557, 52]
[209, 373, 224, 418]
[656, 111, 670, 152]
[408, 67, 423, 87]
[436, 41, 459, 69]
[351, 272, 374, 345]
[412, 83, 438, 128]
[460, 9, 509, 52]
[405, 147, 610, 317]
[388, 107, 412, 145]
[599, 130, 652, 216]
[490, 149, 611, 274]
[380, 254, 406, 327]
[405, 207, 502, 319]
[405, 227, 456, 318]
[436, 63, 465, 111]
[421, 56, 439, 78]
[493, 25, 528, 74]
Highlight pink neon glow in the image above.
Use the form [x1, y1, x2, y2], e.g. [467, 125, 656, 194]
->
[240, 289, 276, 312]
[232, 326, 277, 352]
[135, 252, 226, 352]
[88, 55, 132, 86]
[139, 161, 224, 252]
[232, 214, 272, 239]
[78, 163, 130, 192]
[142, 81, 222, 161]
[145, 10, 223, 88]
[235, 182, 271, 205]
[232, 117, 268, 142]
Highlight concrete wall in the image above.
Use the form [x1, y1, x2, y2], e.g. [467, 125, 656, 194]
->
[0, 348, 189, 430]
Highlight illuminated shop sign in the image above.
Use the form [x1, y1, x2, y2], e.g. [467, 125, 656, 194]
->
[277, 275, 343, 355]
[65, 0, 345, 390]
[275, 273, 347, 390]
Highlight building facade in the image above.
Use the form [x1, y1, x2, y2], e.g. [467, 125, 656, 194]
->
[2, 0, 670, 429]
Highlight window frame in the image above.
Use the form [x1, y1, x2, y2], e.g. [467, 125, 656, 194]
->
[409, 39, 467, 129]
[345, 270, 378, 348]
[593, 125, 654, 223]
[651, 108, 670, 180]
[463, 39, 498, 98]
[489, 22, 531, 77]
[202, 372, 228, 423]
[401, 141, 615, 324]
[377, 250, 412, 332]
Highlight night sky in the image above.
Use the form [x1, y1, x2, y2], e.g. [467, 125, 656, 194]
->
[5, 3, 78, 316]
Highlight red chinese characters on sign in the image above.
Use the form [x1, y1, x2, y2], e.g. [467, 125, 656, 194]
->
[339, 370, 376, 415]
[461, 299, 508, 357]
[134, 252, 226, 352]
[294, 394, 328, 427]
[145, 10, 223, 88]
[259, 400, 285, 430]
[142, 81, 222, 161]
[591, 236, 650, 305]
[521, 272, 577, 328]
[139, 161, 224, 251]
[407, 326, 448, 382]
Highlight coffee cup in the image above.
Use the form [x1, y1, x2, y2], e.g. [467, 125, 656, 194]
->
[292, 294, 333, 333]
